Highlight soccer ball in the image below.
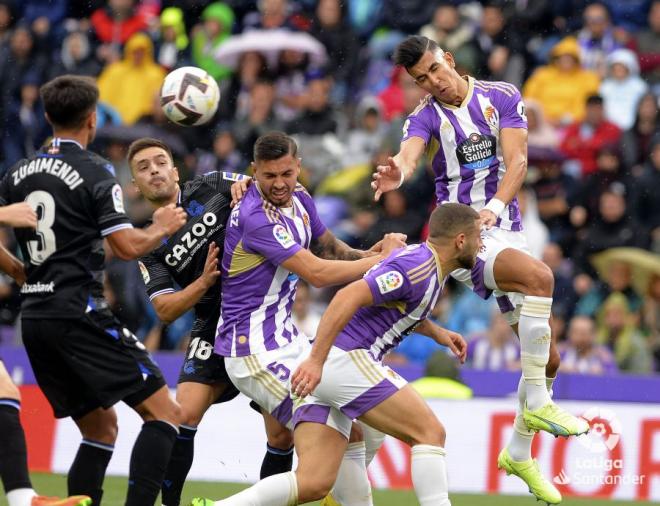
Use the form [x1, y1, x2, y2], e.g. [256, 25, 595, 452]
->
[160, 66, 220, 127]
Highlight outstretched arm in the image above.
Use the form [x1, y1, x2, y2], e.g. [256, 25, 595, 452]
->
[291, 279, 374, 397]
[415, 319, 467, 363]
[371, 136, 426, 201]
[311, 229, 407, 261]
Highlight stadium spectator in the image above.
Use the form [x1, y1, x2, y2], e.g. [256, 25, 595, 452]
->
[376, 66, 412, 122]
[192, 2, 235, 84]
[530, 152, 576, 251]
[381, 0, 435, 34]
[600, 48, 649, 130]
[559, 94, 621, 176]
[344, 96, 387, 166]
[542, 243, 579, 321]
[0, 1, 15, 47]
[573, 188, 650, 277]
[632, 135, 660, 247]
[195, 126, 246, 175]
[233, 79, 282, 160]
[98, 32, 167, 125]
[155, 7, 191, 71]
[631, 0, 660, 89]
[621, 92, 659, 172]
[21, 0, 67, 43]
[576, 2, 623, 77]
[273, 49, 311, 122]
[559, 315, 617, 374]
[0, 25, 47, 129]
[310, 0, 360, 101]
[91, 0, 148, 63]
[49, 31, 102, 79]
[419, 3, 480, 76]
[522, 36, 600, 126]
[597, 292, 652, 373]
[286, 72, 339, 136]
[466, 311, 520, 372]
[1, 72, 49, 169]
[475, 1, 526, 88]
[641, 274, 660, 371]
[242, 0, 310, 31]
[232, 51, 271, 120]
[576, 259, 644, 318]
[525, 100, 560, 149]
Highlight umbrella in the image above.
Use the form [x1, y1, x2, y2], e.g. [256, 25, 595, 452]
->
[590, 247, 660, 296]
[214, 29, 327, 70]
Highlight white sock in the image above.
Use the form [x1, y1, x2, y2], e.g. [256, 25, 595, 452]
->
[332, 442, 373, 506]
[519, 296, 553, 410]
[506, 413, 534, 462]
[358, 421, 386, 466]
[411, 445, 451, 506]
[546, 375, 556, 398]
[215, 471, 297, 506]
[7, 488, 36, 506]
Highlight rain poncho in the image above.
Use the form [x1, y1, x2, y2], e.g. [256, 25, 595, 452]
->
[97, 33, 166, 125]
[192, 2, 235, 82]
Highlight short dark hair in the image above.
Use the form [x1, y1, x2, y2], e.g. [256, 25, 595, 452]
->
[586, 94, 604, 106]
[127, 137, 174, 166]
[40, 75, 98, 130]
[428, 203, 479, 241]
[254, 131, 297, 162]
[393, 35, 440, 69]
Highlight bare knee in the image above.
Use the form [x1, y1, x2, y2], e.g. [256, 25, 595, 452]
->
[77, 409, 118, 445]
[267, 424, 293, 450]
[525, 262, 554, 297]
[349, 422, 364, 443]
[179, 403, 205, 427]
[410, 417, 446, 447]
[137, 396, 182, 427]
[298, 472, 335, 502]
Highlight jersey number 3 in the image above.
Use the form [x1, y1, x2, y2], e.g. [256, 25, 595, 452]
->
[25, 191, 57, 265]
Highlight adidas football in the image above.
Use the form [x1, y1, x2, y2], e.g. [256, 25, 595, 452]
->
[160, 66, 220, 127]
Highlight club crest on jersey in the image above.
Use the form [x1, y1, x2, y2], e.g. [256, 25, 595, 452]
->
[273, 224, 295, 249]
[375, 270, 404, 294]
[222, 172, 245, 182]
[186, 200, 204, 217]
[483, 105, 498, 128]
[456, 133, 496, 171]
[112, 184, 125, 213]
[302, 213, 310, 227]
[138, 261, 150, 284]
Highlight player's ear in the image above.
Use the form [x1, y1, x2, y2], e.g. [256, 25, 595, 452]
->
[295, 157, 302, 176]
[87, 109, 97, 129]
[172, 165, 180, 183]
[443, 51, 456, 69]
[132, 178, 140, 193]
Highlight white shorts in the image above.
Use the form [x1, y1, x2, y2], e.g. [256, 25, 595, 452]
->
[450, 227, 532, 325]
[293, 347, 408, 438]
[225, 336, 311, 429]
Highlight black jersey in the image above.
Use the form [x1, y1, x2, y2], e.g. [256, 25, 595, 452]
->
[0, 139, 133, 319]
[139, 171, 243, 340]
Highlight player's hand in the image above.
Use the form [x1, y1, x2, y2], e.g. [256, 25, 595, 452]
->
[291, 357, 323, 398]
[200, 243, 221, 289]
[0, 202, 37, 229]
[153, 203, 187, 236]
[12, 264, 26, 286]
[479, 209, 498, 230]
[379, 233, 407, 257]
[371, 156, 403, 202]
[437, 328, 467, 364]
[230, 177, 252, 207]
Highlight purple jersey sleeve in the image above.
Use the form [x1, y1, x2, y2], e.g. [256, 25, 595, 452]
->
[363, 258, 413, 305]
[493, 83, 528, 130]
[401, 100, 435, 145]
[242, 212, 302, 266]
[296, 187, 327, 240]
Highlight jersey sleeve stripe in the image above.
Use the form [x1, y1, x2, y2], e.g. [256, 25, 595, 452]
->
[100, 223, 134, 237]
[149, 288, 176, 300]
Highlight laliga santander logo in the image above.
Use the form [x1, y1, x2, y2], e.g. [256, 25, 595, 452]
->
[578, 407, 622, 453]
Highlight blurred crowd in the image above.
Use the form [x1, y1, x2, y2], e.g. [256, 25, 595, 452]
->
[0, 0, 659, 375]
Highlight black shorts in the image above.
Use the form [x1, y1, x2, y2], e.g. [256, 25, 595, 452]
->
[22, 309, 165, 419]
[179, 333, 239, 404]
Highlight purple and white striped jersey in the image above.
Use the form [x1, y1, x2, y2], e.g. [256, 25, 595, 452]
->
[402, 76, 528, 231]
[215, 183, 326, 357]
[334, 243, 446, 361]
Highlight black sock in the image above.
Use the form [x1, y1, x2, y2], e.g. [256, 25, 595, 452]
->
[125, 420, 178, 506]
[67, 439, 114, 505]
[0, 401, 32, 493]
[161, 425, 197, 506]
[260, 444, 294, 479]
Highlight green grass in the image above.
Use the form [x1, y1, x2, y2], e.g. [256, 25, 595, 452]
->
[3, 473, 657, 506]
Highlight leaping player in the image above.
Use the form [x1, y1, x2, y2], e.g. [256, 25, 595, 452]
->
[371, 35, 588, 505]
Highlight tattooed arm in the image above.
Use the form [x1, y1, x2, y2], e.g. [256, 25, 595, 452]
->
[310, 230, 408, 261]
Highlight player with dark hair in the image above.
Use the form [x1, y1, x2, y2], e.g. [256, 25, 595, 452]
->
[0, 75, 187, 506]
[371, 35, 589, 505]
[128, 137, 294, 506]
[192, 203, 472, 506]
[0, 206, 92, 506]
